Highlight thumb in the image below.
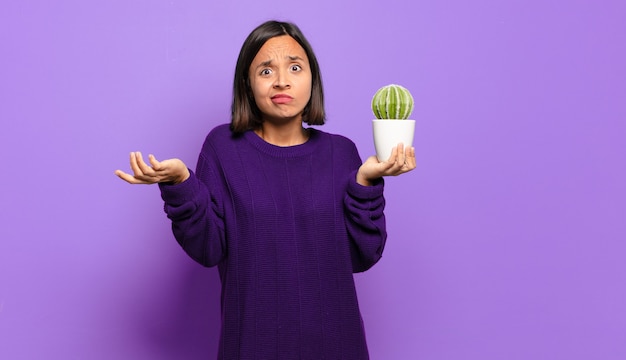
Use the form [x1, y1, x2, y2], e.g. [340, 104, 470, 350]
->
[148, 154, 162, 170]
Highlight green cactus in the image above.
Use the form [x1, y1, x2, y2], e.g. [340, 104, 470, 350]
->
[371, 84, 414, 120]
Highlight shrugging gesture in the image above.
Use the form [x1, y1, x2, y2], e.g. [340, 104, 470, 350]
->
[113, 20, 418, 359]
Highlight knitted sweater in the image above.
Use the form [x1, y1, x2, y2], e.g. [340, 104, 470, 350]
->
[159, 124, 387, 359]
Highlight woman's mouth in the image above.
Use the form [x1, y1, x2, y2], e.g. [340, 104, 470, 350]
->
[271, 94, 293, 104]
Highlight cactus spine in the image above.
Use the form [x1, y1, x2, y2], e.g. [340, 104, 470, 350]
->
[372, 84, 414, 120]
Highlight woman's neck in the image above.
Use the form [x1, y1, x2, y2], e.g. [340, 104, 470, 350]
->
[254, 121, 309, 147]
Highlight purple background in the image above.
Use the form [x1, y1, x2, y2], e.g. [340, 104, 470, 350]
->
[1, 0, 625, 359]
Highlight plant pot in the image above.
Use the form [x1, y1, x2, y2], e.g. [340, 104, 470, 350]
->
[372, 119, 415, 162]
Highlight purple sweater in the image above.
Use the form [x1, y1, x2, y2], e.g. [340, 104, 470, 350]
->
[159, 124, 387, 359]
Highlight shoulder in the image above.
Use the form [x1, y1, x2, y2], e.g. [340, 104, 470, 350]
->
[206, 123, 234, 141]
[202, 123, 242, 146]
[311, 128, 361, 166]
[198, 123, 243, 158]
[311, 128, 357, 151]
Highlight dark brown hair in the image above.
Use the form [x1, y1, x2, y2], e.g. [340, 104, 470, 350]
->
[230, 20, 325, 133]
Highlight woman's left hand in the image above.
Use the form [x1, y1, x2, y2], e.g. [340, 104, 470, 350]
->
[356, 143, 416, 186]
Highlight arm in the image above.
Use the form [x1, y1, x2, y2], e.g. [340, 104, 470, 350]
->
[344, 172, 387, 272]
[159, 153, 227, 267]
[115, 151, 226, 267]
[345, 142, 417, 272]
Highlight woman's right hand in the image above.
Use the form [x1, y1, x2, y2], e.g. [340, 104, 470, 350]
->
[115, 152, 190, 185]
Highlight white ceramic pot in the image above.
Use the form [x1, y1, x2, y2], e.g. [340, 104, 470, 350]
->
[372, 119, 415, 161]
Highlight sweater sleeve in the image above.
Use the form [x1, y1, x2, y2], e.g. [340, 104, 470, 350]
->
[338, 136, 387, 273]
[158, 151, 226, 267]
[344, 172, 387, 273]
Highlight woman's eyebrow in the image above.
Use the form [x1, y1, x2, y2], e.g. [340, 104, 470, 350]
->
[256, 55, 305, 69]
[257, 60, 273, 69]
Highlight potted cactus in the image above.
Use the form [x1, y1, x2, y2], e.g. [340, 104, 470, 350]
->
[371, 84, 416, 161]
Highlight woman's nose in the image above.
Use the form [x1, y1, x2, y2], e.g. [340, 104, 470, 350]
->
[273, 71, 290, 88]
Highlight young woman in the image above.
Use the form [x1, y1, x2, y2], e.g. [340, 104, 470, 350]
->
[116, 20, 415, 359]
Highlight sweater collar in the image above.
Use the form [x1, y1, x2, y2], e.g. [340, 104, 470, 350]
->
[243, 127, 322, 158]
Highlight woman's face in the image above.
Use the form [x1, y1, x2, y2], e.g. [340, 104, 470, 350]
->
[248, 35, 312, 124]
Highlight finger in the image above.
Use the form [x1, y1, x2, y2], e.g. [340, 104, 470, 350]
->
[396, 147, 416, 175]
[129, 152, 164, 182]
[379, 160, 397, 173]
[386, 145, 399, 164]
[148, 154, 162, 171]
[396, 143, 406, 167]
[366, 157, 395, 179]
[135, 152, 155, 175]
[128, 152, 145, 176]
[406, 146, 417, 169]
[387, 143, 405, 173]
[115, 169, 151, 184]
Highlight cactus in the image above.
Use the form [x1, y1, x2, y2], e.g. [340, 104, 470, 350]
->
[371, 84, 414, 120]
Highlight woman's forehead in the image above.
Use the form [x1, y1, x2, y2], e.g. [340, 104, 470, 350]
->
[253, 35, 308, 64]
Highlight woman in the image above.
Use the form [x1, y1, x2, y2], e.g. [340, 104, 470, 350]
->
[116, 20, 415, 359]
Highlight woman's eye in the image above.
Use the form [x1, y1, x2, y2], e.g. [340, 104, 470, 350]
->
[291, 65, 302, 72]
[260, 69, 272, 76]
